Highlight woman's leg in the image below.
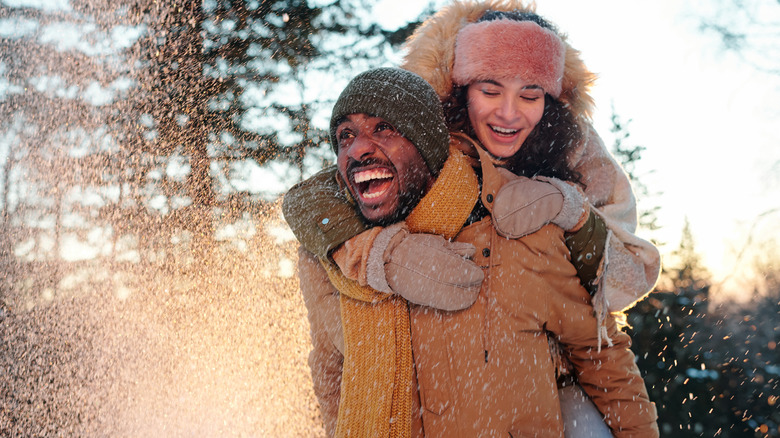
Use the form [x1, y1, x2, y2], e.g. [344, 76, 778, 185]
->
[559, 384, 613, 438]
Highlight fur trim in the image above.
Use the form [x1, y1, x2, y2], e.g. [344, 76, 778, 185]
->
[452, 20, 565, 98]
[366, 223, 407, 294]
[400, 0, 597, 120]
[536, 175, 590, 231]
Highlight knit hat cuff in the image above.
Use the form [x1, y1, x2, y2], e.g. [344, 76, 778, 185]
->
[452, 19, 565, 98]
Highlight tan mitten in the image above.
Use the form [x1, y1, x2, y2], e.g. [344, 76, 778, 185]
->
[493, 175, 589, 238]
[366, 223, 483, 311]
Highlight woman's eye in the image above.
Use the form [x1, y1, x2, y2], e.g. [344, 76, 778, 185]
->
[481, 89, 499, 96]
[520, 88, 545, 101]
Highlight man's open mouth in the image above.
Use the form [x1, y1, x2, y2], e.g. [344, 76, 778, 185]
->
[352, 167, 394, 200]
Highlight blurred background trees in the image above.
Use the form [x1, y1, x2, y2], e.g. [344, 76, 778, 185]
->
[614, 113, 780, 436]
[696, 0, 780, 75]
[0, 0, 778, 436]
[0, 0, 425, 285]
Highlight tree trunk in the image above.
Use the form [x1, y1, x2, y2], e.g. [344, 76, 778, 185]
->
[175, 0, 214, 268]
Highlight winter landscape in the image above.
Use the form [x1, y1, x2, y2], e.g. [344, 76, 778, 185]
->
[1, 0, 778, 437]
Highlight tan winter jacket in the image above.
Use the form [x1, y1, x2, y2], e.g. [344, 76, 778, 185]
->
[400, 0, 661, 315]
[298, 159, 658, 438]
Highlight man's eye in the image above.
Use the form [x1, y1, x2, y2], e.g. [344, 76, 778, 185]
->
[376, 122, 394, 132]
[338, 129, 354, 140]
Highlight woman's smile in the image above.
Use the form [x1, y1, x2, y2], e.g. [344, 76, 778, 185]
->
[467, 78, 545, 158]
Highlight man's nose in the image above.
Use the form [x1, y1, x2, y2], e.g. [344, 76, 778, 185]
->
[347, 133, 378, 161]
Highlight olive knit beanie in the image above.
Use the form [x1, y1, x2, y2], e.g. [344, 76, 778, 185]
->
[330, 67, 450, 175]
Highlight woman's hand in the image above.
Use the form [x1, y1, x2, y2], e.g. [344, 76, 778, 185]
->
[492, 175, 589, 238]
[367, 223, 483, 311]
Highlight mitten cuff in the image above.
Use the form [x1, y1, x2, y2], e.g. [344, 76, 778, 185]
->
[366, 222, 407, 293]
[537, 176, 589, 232]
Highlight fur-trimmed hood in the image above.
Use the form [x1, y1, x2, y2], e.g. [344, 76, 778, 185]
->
[400, 0, 597, 121]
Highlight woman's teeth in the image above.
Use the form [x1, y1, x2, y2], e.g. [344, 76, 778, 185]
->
[491, 125, 518, 135]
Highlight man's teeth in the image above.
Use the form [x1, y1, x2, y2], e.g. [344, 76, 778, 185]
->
[353, 168, 393, 200]
[363, 190, 383, 199]
[491, 125, 518, 135]
[354, 168, 392, 183]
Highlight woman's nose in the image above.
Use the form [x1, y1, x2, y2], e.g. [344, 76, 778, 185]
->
[495, 96, 518, 120]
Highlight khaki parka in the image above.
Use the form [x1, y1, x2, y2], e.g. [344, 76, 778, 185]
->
[297, 158, 659, 438]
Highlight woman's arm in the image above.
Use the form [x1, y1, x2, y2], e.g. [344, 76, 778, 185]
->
[569, 125, 662, 311]
[488, 125, 661, 307]
[282, 138, 614, 308]
[282, 166, 368, 260]
[283, 166, 482, 311]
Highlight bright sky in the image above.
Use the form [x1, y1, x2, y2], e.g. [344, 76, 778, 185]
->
[373, 0, 780, 295]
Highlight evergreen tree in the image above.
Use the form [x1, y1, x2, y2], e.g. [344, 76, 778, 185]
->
[710, 244, 780, 436]
[114, 0, 424, 269]
[626, 219, 718, 436]
[609, 108, 661, 235]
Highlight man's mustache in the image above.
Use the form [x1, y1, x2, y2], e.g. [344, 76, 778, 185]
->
[346, 158, 393, 175]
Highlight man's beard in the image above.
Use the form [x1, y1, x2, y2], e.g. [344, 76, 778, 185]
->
[367, 185, 425, 227]
[347, 156, 428, 227]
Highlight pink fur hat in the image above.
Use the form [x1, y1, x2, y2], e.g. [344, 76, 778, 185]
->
[451, 19, 566, 98]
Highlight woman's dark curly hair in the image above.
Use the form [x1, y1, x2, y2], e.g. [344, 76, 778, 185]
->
[443, 10, 585, 186]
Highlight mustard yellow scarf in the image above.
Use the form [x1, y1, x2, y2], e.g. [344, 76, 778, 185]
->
[321, 149, 479, 437]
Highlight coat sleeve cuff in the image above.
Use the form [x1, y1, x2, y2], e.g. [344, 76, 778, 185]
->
[537, 176, 590, 232]
[282, 166, 369, 260]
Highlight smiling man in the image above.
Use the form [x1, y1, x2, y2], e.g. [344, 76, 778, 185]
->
[328, 68, 448, 226]
[334, 113, 432, 225]
[286, 67, 487, 436]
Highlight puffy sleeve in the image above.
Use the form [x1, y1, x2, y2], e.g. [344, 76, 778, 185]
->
[297, 247, 344, 436]
[283, 166, 369, 260]
[569, 125, 661, 311]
